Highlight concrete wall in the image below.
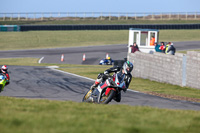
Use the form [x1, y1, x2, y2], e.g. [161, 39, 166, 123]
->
[128, 51, 200, 89]
[186, 51, 200, 89]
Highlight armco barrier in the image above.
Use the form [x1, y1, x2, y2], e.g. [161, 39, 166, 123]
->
[20, 24, 200, 31]
[128, 51, 200, 89]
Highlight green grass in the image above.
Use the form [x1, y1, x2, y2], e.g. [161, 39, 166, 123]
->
[0, 96, 200, 133]
[0, 30, 200, 51]
[177, 49, 200, 54]
[0, 30, 128, 50]
[0, 58, 41, 66]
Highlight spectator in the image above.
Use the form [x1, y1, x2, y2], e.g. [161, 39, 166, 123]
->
[150, 36, 155, 46]
[159, 42, 165, 53]
[165, 42, 176, 55]
[154, 42, 162, 52]
[131, 42, 140, 53]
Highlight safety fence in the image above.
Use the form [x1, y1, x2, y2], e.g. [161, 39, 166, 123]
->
[0, 12, 200, 21]
[128, 51, 200, 89]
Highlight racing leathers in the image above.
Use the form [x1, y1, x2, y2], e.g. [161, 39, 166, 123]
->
[0, 70, 10, 85]
[91, 66, 132, 102]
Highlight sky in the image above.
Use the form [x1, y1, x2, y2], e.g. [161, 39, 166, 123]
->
[0, 0, 200, 13]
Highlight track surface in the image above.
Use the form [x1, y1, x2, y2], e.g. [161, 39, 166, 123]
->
[1, 41, 200, 110]
[1, 41, 200, 65]
[1, 66, 200, 110]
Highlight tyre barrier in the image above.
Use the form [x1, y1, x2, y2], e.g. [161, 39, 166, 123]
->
[20, 24, 200, 31]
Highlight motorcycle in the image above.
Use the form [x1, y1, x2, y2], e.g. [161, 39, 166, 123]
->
[82, 73, 126, 104]
[99, 58, 114, 65]
[0, 74, 7, 92]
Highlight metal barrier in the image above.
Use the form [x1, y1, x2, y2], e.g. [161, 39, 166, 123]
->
[1, 12, 200, 21]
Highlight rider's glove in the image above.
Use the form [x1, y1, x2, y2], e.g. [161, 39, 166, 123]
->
[90, 84, 97, 90]
[104, 71, 109, 75]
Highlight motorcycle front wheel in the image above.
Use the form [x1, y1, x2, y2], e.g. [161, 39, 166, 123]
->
[82, 89, 94, 102]
[99, 89, 116, 104]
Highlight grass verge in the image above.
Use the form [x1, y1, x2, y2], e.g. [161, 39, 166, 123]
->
[0, 96, 200, 133]
[0, 30, 200, 51]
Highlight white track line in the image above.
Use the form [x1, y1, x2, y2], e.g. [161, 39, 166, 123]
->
[50, 67, 95, 81]
[49, 67, 139, 93]
[38, 57, 44, 64]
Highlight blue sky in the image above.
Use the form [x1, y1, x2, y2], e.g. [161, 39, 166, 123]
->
[1, 0, 199, 13]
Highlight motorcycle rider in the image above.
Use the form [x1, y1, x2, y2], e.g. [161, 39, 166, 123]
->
[90, 61, 133, 102]
[0, 65, 10, 85]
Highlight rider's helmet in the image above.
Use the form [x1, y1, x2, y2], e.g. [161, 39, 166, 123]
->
[107, 57, 111, 60]
[1, 65, 8, 73]
[122, 61, 133, 74]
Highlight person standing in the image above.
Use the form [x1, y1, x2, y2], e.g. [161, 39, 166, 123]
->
[165, 42, 176, 55]
[150, 36, 155, 46]
[0, 65, 10, 85]
[131, 42, 140, 53]
[159, 42, 166, 53]
[154, 42, 162, 52]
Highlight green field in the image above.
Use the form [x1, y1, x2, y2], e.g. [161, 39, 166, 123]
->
[0, 30, 200, 51]
[0, 96, 200, 133]
[1, 29, 200, 133]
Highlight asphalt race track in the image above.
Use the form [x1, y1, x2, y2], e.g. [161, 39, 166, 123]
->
[1, 41, 200, 110]
[1, 66, 200, 110]
[1, 41, 200, 65]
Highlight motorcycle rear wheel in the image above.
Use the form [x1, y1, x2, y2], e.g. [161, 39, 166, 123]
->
[99, 89, 116, 104]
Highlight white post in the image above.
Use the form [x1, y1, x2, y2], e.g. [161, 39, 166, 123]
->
[41, 14, 43, 20]
[178, 13, 180, 20]
[143, 13, 145, 20]
[170, 13, 172, 20]
[3, 14, 6, 21]
[152, 13, 154, 20]
[34, 13, 36, 20]
[10, 14, 13, 21]
[18, 13, 20, 21]
[195, 12, 197, 19]
[186, 12, 188, 20]
[135, 13, 136, 20]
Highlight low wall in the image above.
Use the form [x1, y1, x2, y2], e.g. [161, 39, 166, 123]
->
[186, 51, 200, 89]
[128, 51, 200, 89]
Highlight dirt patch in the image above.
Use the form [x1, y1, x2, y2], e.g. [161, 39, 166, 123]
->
[143, 91, 200, 103]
